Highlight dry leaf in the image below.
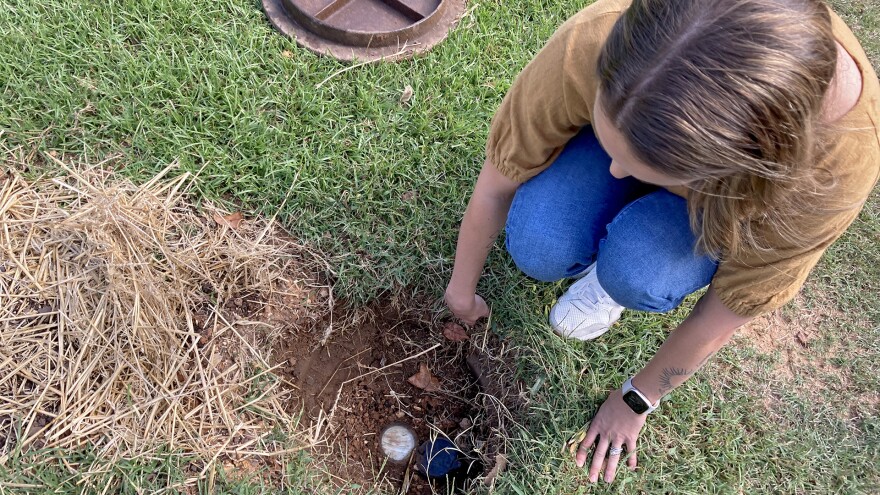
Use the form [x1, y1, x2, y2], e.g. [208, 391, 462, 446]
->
[400, 85, 414, 104]
[442, 321, 469, 342]
[795, 331, 809, 347]
[483, 453, 508, 489]
[407, 363, 441, 392]
[212, 211, 243, 229]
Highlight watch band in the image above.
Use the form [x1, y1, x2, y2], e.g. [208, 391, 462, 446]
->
[621, 377, 661, 414]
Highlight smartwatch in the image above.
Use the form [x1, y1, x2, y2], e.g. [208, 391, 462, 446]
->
[621, 377, 660, 415]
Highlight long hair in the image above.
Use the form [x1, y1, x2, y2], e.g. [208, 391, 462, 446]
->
[597, 0, 839, 259]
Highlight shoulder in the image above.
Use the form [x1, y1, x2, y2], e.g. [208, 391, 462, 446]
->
[822, 42, 861, 123]
[827, 7, 880, 121]
[548, 0, 630, 116]
[824, 9, 880, 204]
[569, 0, 631, 22]
[554, 0, 630, 48]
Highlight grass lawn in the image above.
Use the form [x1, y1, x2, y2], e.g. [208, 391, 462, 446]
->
[1, 0, 878, 493]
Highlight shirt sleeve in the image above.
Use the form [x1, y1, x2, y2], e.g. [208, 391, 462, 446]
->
[712, 232, 839, 318]
[713, 133, 880, 318]
[485, 9, 622, 183]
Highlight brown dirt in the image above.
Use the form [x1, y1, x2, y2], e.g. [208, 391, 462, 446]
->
[210, 282, 521, 493]
[171, 232, 520, 493]
[736, 293, 846, 383]
[270, 300, 519, 494]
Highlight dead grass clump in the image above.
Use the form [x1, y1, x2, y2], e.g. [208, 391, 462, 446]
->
[0, 160, 323, 488]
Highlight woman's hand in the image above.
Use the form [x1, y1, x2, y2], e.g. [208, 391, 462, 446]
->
[445, 160, 516, 326]
[567, 289, 749, 483]
[444, 290, 490, 325]
[574, 389, 646, 483]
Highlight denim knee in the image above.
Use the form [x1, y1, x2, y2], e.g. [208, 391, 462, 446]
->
[596, 192, 717, 312]
[505, 230, 592, 282]
[501, 126, 654, 283]
[597, 261, 684, 312]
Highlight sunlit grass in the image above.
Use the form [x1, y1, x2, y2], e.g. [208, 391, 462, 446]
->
[1, 0, 877, 492]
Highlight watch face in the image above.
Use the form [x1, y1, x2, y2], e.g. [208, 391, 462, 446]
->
[622, 390, 649, 414]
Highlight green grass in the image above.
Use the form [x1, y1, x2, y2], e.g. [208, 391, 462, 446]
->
[0, 446, 323, 494]
[1, 0, 878, 493]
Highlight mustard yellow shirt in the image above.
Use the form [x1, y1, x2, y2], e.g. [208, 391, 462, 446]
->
[486, 0, 880, 317]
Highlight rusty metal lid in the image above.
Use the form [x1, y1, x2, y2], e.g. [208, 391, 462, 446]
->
[263, 0, 466, 62]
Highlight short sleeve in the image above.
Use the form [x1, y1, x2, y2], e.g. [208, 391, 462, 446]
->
[485, 9, 623, 183]
[713, 130, 880, 318]
[712, 236, 836, 318]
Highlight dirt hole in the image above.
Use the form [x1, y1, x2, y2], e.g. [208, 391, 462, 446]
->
[1, 163, 518, 492]
[205, 276, 520, 493]
[271, 299, 519, 493]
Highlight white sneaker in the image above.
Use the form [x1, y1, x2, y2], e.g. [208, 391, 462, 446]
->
[549, 264, 624, 341]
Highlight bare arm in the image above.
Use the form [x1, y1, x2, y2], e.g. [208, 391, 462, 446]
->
[445, 159, 520, 324]
[633, 285, 753, 403]
[576, 285, 753, 483]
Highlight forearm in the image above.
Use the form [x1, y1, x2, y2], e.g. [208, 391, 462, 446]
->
[633, 286, 753, 404]
[446, 161, 517, 300]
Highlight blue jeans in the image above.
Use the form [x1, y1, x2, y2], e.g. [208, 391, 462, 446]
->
[504, 127, 718, 313]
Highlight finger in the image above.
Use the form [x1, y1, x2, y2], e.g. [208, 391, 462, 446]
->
[604, 442, 624, 483]
[576, 427, 598, 467]
[626, 438, 638, 470]
[575, 441, 590, 468]
[588, 436, 608, 483]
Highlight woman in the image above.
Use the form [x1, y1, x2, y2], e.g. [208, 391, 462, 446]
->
[444, 0, 878, 484]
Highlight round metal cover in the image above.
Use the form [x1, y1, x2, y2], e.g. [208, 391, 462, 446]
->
[263, 0, 466, 62]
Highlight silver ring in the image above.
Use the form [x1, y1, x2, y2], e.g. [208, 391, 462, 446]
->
[608, 446, 624, 457]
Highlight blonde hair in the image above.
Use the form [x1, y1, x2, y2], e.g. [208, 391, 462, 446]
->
[597, 0, 838, 259]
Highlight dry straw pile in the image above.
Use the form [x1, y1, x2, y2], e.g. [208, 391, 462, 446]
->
[0, 159, 317, 488]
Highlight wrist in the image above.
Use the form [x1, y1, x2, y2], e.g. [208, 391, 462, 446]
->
[447, 261, 481, 301]
[444, 285, 474, 309]
[631, 376, 662, 405]
[621, 376, 661, 415]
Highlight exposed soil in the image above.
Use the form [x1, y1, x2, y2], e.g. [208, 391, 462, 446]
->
[736, 292, 847, 384]
[174, 224, 521, 493]
[271, 300, 519, 494]
[201, 275, 521, 493]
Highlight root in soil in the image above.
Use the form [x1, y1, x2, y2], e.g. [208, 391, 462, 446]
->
[275, 301, 523, 494]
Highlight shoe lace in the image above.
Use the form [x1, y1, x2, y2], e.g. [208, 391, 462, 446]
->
[568, 276, 608, 310]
